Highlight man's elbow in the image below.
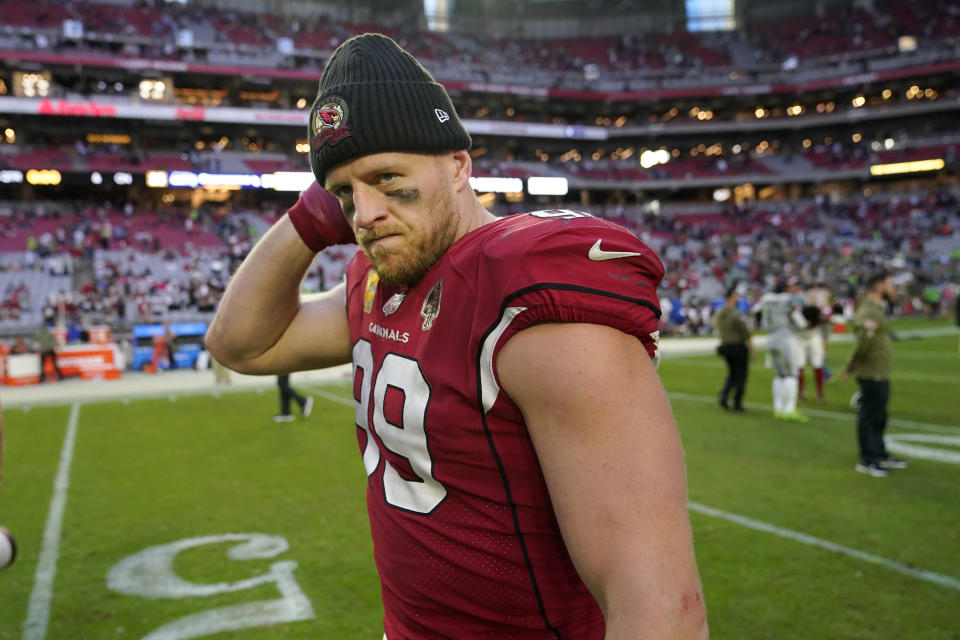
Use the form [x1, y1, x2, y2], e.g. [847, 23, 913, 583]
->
[662, 587, 708, 640]
[679, 598, 709, 640]
[204, 321, 253, 374]
[605, 607, 708, 640]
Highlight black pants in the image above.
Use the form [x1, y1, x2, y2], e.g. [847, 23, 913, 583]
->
[39, 349, 63, 382]
[717, 343, 748, 408]
[857, 378, 890, 464]
[277, 374, 306, 415]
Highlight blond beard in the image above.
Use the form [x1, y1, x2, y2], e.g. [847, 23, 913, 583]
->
[360, 190, 459, 286]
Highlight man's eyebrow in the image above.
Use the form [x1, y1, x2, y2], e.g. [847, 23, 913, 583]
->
[364, 164, 405, 178]
[327, 162, 408, 192]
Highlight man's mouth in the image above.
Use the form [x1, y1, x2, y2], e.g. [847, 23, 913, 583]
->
[364, 233, 402, 250]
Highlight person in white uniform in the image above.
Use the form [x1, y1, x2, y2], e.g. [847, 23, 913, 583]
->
[754, 280, 810, 422]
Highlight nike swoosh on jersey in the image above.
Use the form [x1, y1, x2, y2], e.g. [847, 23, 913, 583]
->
[588, 239, 643, 261]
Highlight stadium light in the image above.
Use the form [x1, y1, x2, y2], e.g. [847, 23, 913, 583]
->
[0, 170, 23, 184]
[139, 80, 167, 102]
[91, 172, 103, 185]
[469, 177, 523, 193]
[26, 169, 62, 186]
[15, 71, 50, 98]
[113, 172, 133, 185]
[146, 171, 169, 188]
[898, 35, 918, 53]
[168, 171, 199, 188]
[527, 177, 569, 196]
[640, 149, 670, 169]
[869, 159, 944, 176]
[261, 171, 315, 192]
[197, 173, 261, 189]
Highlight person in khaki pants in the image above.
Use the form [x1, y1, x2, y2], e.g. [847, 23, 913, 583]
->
[841, 271, 907, 477]
[713, 287, 752, 412]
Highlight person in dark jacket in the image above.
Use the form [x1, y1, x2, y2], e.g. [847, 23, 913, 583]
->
[713, 287, 753, 412]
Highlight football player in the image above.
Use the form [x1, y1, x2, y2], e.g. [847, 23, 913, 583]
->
[207, 34, 707, 640]
[797, 282, 833, 402]
[754, 279, 810, 422]
[795, 304, 826, 402]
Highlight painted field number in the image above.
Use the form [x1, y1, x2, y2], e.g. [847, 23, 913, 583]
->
[107, 533, 314, 640]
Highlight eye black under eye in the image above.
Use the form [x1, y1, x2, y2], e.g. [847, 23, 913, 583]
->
[387, 188, 420, 204]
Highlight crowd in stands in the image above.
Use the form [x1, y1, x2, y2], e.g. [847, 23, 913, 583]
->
[0, 197, 263, 329]
[2, 185, 957, 338]
[1, 0, 958, 92]
[600, 188, 960, 335]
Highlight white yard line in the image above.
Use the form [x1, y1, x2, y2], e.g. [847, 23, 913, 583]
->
[321, 383, 960, 592]
[22, 404, 80, 640]
[305, 381, 960, 590]
[886, 372, 960, 383]
[889, 351, 960, 359]
[310, 387, 354, 407]
[667, 390, 960, 434]
[666, 359, 960, 385]
[688, 501, 960, 592]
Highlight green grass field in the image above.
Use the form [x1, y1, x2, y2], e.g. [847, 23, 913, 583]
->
[0, 321, 958, 639]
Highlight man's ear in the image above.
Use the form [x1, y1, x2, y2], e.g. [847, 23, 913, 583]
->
[448, 150, 472, 190]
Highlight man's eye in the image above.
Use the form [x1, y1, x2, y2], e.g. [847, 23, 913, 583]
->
[379, 173, 397, 183]
[333, 186, 352, 199]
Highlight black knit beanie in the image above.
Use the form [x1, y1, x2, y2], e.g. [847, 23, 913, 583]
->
[309, 33, 472, 186]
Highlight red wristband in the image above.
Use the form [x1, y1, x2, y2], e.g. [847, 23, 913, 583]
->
[286, 182, 353, 252]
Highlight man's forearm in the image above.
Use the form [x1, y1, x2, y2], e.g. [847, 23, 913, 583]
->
[206, 216, 317, 368]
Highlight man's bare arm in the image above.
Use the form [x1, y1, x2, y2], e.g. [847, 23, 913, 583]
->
[497, 323, 708, 639]
[205, 216, 352, 375]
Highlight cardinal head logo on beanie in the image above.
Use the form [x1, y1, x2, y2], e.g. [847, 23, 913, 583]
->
[309, 33, 472, 187]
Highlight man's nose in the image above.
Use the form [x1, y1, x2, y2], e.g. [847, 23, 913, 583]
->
[352, 186, 389, 229]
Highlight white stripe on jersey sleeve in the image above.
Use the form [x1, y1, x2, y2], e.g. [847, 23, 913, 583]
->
[479, 306, 527, 414]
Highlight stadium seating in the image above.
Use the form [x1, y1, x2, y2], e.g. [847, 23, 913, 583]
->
[1, 0, 957, 83]
[0, 0, 958, 337]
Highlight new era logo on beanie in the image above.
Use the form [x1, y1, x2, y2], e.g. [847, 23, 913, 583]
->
[309, 33, 472, 187]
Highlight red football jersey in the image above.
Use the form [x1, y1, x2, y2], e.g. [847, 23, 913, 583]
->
[344, 210, 664, 639]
